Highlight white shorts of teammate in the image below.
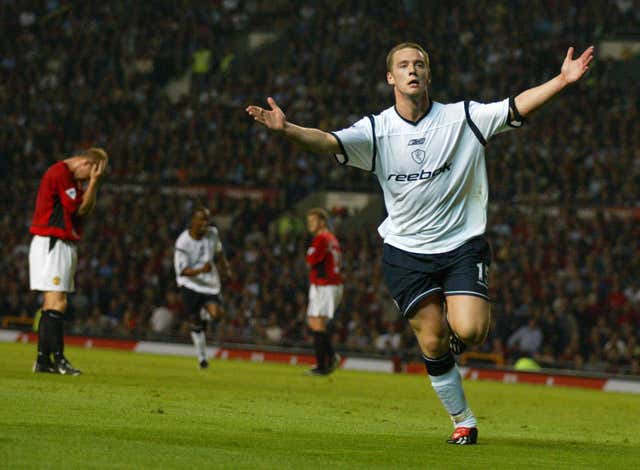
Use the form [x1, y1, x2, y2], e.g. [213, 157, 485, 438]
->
[307, 284, 344, 319]
[29, 235, 77, 292]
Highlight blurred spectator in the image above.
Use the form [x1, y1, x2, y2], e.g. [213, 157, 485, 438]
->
[507, 317, 544, 358]
[150, 305, 175, 335]
[1, 0, 639, 375]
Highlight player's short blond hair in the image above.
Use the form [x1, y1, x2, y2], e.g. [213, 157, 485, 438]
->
[385, 42, 430, 72]
[82, 147, 109, 163]
[306, 207, 330, 223]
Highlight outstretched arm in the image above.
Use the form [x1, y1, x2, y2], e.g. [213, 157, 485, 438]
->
[515, 46, 594, 117]
[246, 97, 340, 154]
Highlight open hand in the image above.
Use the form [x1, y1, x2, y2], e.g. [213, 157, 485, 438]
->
[560, 46, 594, 84]
[90, 159, 107, 182]
[246, 97, 286, 131]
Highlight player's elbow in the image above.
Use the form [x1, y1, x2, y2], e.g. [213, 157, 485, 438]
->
[323, 132, 340, 155]
[77, 205, 93, 217]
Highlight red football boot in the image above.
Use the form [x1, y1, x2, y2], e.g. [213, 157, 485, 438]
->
[447, 427, 478, 445]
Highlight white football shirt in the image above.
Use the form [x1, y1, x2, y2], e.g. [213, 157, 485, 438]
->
[331, 98, 519, 254]
[174, 226, 223, 295]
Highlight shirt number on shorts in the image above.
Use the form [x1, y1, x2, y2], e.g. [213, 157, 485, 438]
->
[477, 262, 488, 286]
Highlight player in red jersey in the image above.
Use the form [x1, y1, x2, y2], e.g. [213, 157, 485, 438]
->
[305, 208, 344, 375]
[29, 148, 108, 375]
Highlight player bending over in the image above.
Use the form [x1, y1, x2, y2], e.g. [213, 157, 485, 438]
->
[30, 148, 108, 375]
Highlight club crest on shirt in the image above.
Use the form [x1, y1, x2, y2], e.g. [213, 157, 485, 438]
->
[411, 149, 426, 164]
[53, 276, 61, 285]
[65, 188, 77, 200]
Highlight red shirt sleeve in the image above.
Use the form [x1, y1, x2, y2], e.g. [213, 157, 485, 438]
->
[55, 164, 83, 214]
[306, 234, 328, 266]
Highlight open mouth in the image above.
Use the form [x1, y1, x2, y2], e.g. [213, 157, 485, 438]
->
[408, 79, 419, 86]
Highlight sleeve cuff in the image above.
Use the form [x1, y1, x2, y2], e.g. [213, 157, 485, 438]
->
[507, 96, 524, 128]
[330, 132, 349, 165]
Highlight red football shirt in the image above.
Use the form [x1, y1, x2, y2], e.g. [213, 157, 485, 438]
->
[30, 161, 84, 241]
[306, 231, 343, 285]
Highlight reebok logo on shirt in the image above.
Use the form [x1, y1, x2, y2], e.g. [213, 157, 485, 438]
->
[407, 138, 425, 146]
[387, 161, 452, 182]
[65, 188, 77, 200]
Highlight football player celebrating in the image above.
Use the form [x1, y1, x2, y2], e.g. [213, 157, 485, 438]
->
[247, 42, 593, 444]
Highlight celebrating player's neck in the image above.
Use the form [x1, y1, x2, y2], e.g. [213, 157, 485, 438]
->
[394, 90, 430, 123]
[189, 228, 205, 240]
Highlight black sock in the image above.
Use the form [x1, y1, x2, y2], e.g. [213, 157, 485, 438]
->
[313, 331, 327, 370]
[422, 351, 455, 376]
[36, 311, 50, 363]
[323, 332, 334, 364]
[42, 310, 65, 361]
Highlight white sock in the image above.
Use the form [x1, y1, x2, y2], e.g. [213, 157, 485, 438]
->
[429, 365, 477, 428]
[190, 330, 207, 362]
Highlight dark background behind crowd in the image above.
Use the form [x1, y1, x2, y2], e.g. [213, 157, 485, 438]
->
[1, 0, 639, 375]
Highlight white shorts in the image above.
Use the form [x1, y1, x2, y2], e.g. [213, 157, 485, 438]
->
[307, 284, 343, 319]
[29, 235, 77, 292]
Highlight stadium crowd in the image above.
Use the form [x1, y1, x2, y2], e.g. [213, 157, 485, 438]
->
[1, 0, 639, 375]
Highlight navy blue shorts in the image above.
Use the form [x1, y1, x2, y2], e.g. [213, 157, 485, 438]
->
[382, 236, 491, 319]
[180, 287, 222, 322]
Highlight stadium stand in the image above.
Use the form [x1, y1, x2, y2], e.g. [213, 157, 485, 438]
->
[1, 1, 639, 375]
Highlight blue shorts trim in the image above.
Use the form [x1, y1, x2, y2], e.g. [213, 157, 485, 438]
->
[404, 287, 443, 317]
[444, 290, 489, 300]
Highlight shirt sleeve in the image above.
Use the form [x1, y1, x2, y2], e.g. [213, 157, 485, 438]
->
[330, 116, 375, 171]
[306, 235, 328, 266]
[466, 98, 516, 142]
[174, 239, 189, 275]
[211, 227, 223, 254]
[55, 166, 83, 213]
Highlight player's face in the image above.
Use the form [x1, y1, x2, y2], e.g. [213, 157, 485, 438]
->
[386, 48, 430, 96]
[191, 210, 209, 238]
[306, 214, 322, 235]
[74, 159, 95, 181]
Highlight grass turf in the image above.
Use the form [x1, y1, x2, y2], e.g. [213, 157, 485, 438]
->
[1, 342, 639, 469]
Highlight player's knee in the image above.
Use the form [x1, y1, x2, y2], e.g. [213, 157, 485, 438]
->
[417, 334, 448, 356]
[455, 322, 489, 345]
[206, 303, 223, 319]
[307, 316, 326, 332]
[45, 298, 67, 313]
[191, 320, 206, 333]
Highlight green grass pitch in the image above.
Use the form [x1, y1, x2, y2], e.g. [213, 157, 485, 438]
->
[1, 342, 639, 469]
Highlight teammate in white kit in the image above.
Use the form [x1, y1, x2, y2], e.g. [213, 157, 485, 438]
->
[175, 206, 232, 369]
[247, 42, 594, 444]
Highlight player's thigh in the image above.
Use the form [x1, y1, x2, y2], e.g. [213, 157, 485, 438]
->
[307, 316, 327, 332]
[43, 291, 68, 312]
[203, 295, 223, 318]
[446, 295, 491, 343]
